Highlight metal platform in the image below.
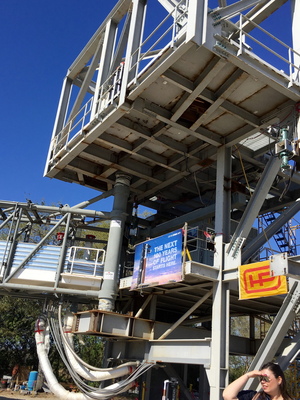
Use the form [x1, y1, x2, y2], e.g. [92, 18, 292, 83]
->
[3, 1, 300, 399]
[45, 0, 300, 219]
[0, 200, 284, 316]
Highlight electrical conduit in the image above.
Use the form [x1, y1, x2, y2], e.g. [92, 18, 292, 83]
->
[35, 317, 134, 400]
[61, 312, 137, 381]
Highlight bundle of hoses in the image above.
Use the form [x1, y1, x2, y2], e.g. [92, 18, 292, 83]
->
[35, 311, 154, 400]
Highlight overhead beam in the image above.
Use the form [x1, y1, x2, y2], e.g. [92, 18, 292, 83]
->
[67, 0, 132, 79]
[242, 199, 300, 263]
[226, 155, 281, 261]
[170, 57, 226, 122]
[245, 280, 300, 390]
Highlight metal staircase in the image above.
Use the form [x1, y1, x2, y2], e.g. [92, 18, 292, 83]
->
[259, 212, 297, 258]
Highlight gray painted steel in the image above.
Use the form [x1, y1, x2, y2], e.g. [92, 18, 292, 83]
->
[1, 1, 300, 399]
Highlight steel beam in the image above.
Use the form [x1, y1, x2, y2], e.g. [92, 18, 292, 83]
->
[209, 0, 263, 22]
[3, 213, 68, 283]
[245, 279, 300, 390]
[158, 289, 213, 340]
[276, 330, 300, 371]
[148, 338, 211, 364]
[66, 39, 104, 125]
[119, 0, 147, 102]
[157, 0, 181, 14]
[44, 76, 72, 175]
[292, 0, 300, 81]
[226, 156, 281, 262]
[231, 0, 289, 38]
[270, 252, 300, 279]
[67, 0, 131, 80]
[209, 146, 231, 399]
[91, 18, 118, 119]
[242, 199, 300, 263]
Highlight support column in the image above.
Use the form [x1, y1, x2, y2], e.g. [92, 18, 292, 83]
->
[291, 0, 300, 81]
[91, 19, 118, 119]
[119, 0, 147, 102]
[209, 145, 231, 400]
[98, 173, 131, 311]
[44, 76, 72, 175]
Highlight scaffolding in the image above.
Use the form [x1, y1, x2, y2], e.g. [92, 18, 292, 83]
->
[2, 1, 300, 399]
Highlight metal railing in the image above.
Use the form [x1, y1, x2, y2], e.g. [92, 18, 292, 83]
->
[67, 246, 105, 276]
[92, 62, 125, 116]
[51, 96, 93, 157]
[50, 1, 190, 160]
[229, 13, 300, 86]
[129, 0, 189, 83]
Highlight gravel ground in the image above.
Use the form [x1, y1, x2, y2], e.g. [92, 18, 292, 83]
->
[0, 390, 57, 400]
[0, 389, 132, 400]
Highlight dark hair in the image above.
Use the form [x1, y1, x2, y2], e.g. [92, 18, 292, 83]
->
[259, 362, 293, 400]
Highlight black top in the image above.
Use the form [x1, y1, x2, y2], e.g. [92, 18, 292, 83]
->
[237, 390, 271, 400]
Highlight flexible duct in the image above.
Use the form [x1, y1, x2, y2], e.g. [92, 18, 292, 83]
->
[35, 317, 135, 400]
[61, 312, 137, 381]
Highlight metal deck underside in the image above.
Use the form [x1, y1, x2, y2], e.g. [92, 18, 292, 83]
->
[45, 0, 300, 220]
[5, 2, 300, 398]
[118, 260, 284, 321]
[0, 199, 287, 319]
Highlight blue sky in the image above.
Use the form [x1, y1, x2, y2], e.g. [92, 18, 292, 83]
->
[0, 0, 119, 209]
[0, 0, 293, 211]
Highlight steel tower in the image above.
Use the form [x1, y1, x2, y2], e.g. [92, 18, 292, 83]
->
[2, 1, 300, 399]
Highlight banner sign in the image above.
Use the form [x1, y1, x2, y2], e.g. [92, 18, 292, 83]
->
[239, 260, 288, 300]
[131, 229, 183, 290]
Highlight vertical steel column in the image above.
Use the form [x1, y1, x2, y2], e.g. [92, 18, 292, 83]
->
[91, 19, 118, 119]
[291, 0, 300, 81]
[44, 77, 72, 174]
[186, 0, 208, 45]
[98, 173, 131, 311]
[119, 0, 147, 103]
[3, 206, 23, 281]
[66, 38, 104, 125]
[55, 212, 72, 289]
[209, 146, 231, 400]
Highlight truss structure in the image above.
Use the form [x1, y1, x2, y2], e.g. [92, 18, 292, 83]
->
[2, 1, 300, 399]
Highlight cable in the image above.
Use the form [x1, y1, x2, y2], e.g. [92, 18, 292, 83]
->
[57, 305, 138, 373]
[35, 313, 154, 400]
[234, 145, 252, 197]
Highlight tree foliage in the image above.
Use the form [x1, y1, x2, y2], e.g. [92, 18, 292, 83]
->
[0, 296, 43, 377]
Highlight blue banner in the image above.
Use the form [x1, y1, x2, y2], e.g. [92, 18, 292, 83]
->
[131, 229, 183, 289]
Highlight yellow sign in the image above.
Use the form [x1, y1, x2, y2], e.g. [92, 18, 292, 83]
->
[239, 260, 287, 300]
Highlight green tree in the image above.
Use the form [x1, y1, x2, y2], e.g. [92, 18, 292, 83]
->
[0, 296, 43, 377]
[73, 335, 104, 368]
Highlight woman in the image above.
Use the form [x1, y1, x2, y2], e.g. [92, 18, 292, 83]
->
[223, 362, 293, 400]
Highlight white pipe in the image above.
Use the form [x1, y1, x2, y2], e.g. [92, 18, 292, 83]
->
[162, 379, 169, 400]
[35, 318, 134, 400]
[62, 313, 136, 381]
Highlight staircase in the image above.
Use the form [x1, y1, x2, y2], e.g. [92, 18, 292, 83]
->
[260, 212, 297, 256]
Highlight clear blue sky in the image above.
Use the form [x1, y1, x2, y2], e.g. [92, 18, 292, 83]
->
[0, 0, 293, 210]
[0, 0, 119, 209]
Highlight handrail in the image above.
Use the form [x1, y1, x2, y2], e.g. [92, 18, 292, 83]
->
[93, 62, 125, 115]
[229, 13, 300, 85]
[52, 97, 93, 157]
[129, 0, 189, 82]
[67, 246, 105, 276]
[50, 1, 189, 160]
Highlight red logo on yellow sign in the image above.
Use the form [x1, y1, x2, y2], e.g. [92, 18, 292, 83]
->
[239, 260, 287, 300]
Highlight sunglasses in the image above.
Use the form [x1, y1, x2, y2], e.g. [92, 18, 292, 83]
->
[259, 376, 270, 382]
